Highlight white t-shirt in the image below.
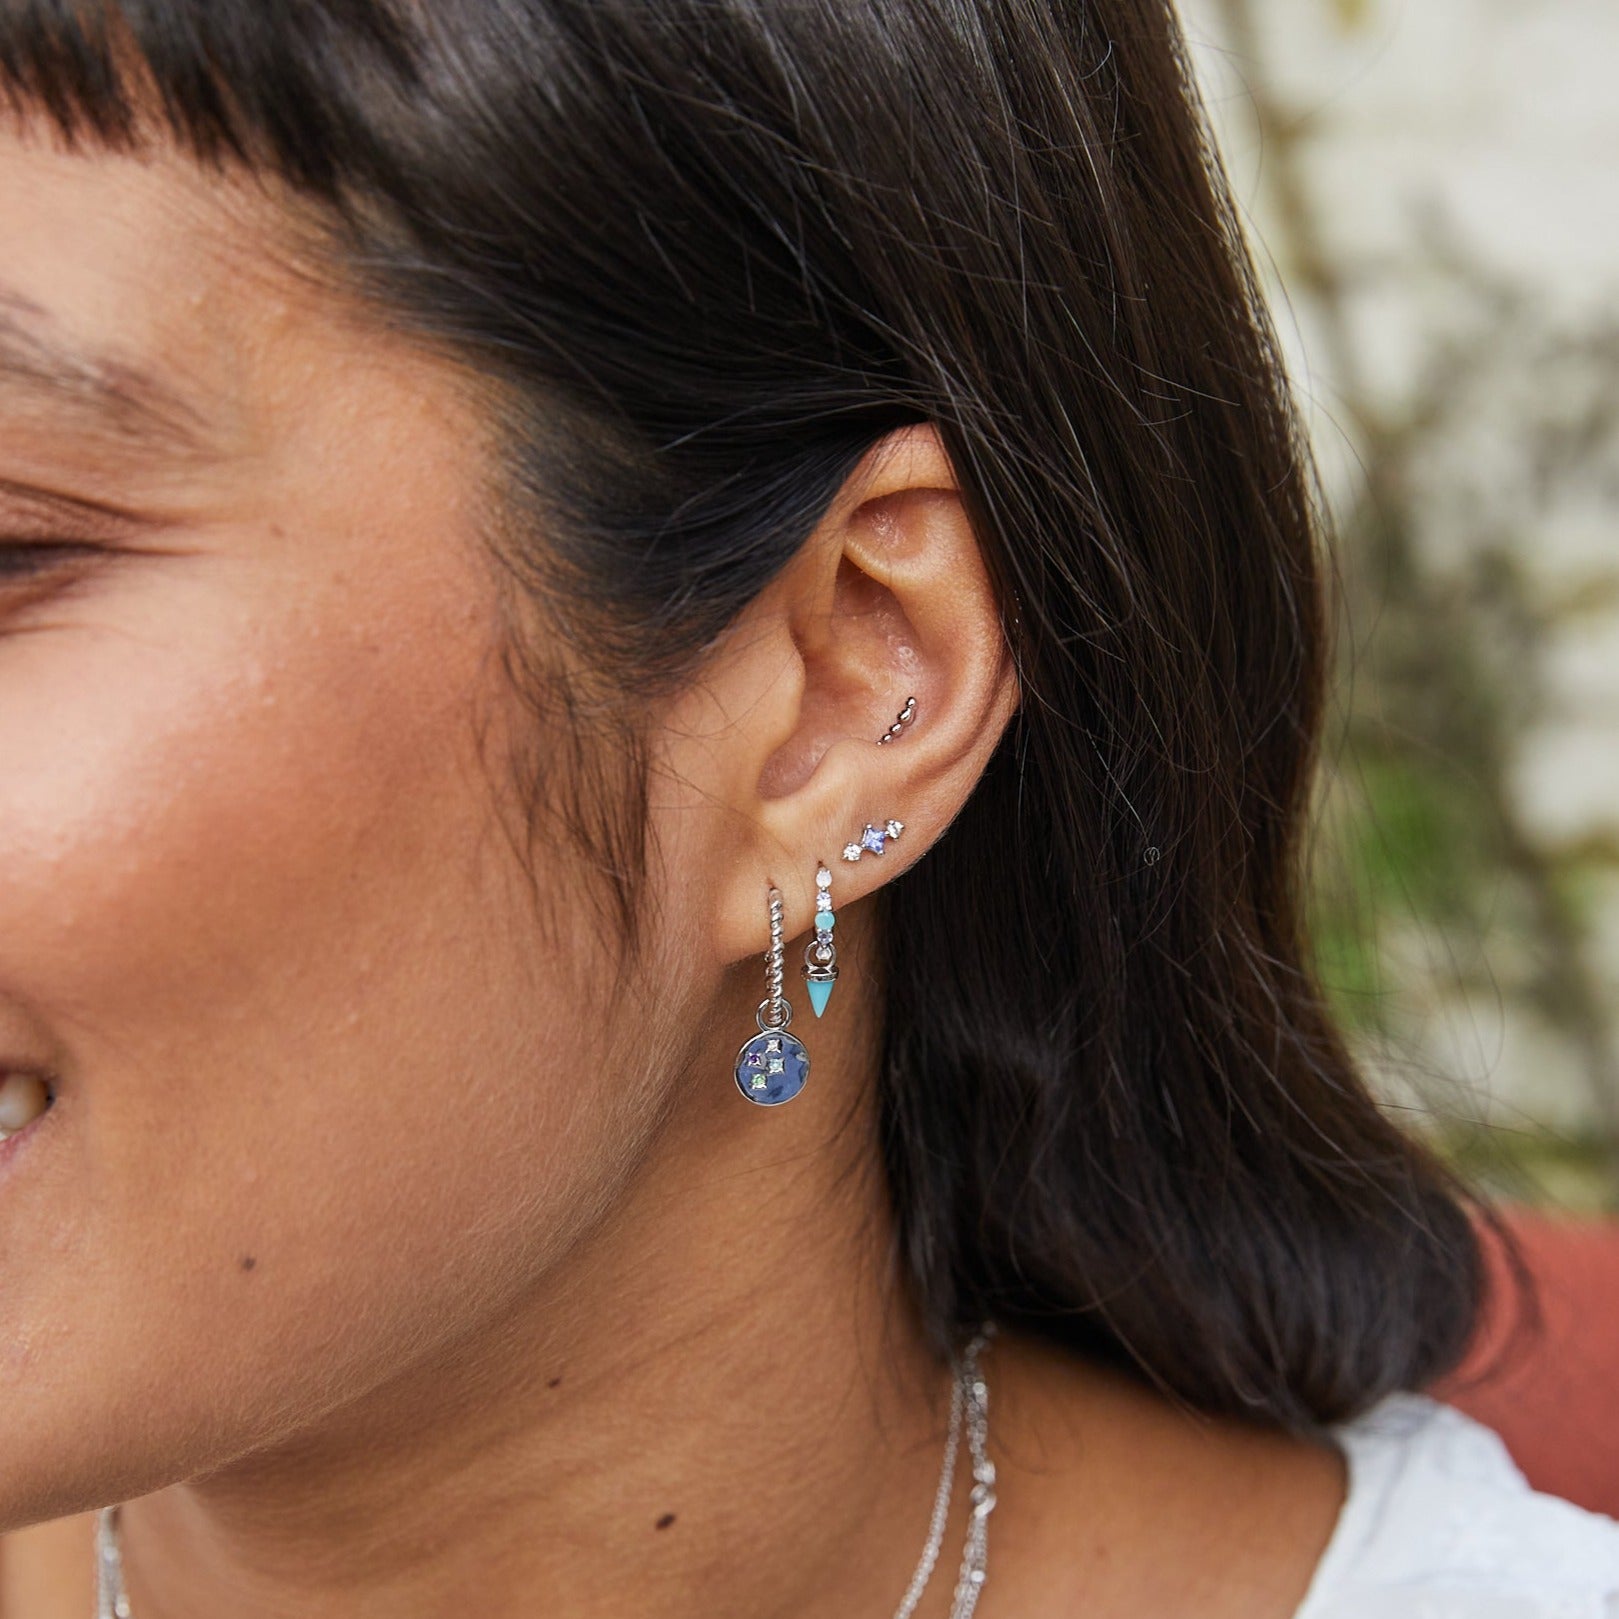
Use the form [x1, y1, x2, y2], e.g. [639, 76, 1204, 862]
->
[1295, 1392, 1619, 1617]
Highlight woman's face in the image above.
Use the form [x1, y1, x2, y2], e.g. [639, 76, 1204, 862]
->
[0, 126, 700, 1524]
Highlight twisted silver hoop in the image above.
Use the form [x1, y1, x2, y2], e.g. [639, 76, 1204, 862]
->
[755, 884, 789, 1031]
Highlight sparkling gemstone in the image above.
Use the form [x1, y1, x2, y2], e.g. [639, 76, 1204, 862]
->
[859, 823, 887, 854]
[884, 818, 904, 838]
[816, 867, 832, 888]
[842, 843, 862, 862]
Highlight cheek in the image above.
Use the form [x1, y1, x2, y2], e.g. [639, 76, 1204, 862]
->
[3, 549, 489, 1068]
[0, 543, 624, 1511]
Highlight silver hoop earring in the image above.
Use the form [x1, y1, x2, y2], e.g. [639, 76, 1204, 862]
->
[733, 884, 811, 1106]
[803, 861, 839, 1017]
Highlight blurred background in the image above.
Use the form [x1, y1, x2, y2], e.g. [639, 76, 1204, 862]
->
[1180, 0, 1619, 1217]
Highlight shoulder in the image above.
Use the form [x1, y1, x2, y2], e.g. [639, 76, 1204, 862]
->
[1294, 1391, 1619, 1619]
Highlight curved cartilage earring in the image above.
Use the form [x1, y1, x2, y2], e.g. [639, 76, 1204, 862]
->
[803, 862, 839, 1017]
[733, 884, 811, 1106]
[841, 817, 904, 862]
[876, 694, 917, 745]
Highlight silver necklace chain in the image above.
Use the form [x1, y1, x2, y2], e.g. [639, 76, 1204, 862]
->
[96, 1320, 998, 1619]
[892, 1320, 998, 1619]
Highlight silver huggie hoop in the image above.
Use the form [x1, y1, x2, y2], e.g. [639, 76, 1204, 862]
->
[804, 862, 838, 1017]
[733, 884, 811, 1105]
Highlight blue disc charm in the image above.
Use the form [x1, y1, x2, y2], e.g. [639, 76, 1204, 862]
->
[734, 1028, 810, 1106]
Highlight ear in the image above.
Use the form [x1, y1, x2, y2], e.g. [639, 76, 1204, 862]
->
[659, 422, 1021, 965]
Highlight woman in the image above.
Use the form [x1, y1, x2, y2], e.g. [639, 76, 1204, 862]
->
[0, 2, 1614, 1615]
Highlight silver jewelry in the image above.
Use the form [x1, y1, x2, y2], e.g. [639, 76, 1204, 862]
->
[733, 883, 811, 1105]
[877, 694, 917, 745]
[891, 1321, 999, 1619]
[842, 817, 904, 862]
[95, 1508, 129, 1619]
[95, 1320, 999, 1619]
[803, 861, 839, 1017]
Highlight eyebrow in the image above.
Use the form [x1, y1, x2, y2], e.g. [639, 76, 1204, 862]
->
[0, 288, 220, 459]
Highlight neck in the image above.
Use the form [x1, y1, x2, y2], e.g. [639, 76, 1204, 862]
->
[112, 969, 977, 1619]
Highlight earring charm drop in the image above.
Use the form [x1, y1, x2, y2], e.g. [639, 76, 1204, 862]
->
[803, 863, 839, 1017]
[733, 885, 811, 1106]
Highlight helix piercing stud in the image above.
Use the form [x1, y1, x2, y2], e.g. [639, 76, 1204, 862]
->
[876, 694, 917, 745]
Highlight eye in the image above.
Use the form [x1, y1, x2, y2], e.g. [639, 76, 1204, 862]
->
[0, 540, 104, 580]
[0, 542, 110, 614]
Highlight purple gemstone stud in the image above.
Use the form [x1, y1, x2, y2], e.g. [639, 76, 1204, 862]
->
[841, 818, 904, 862]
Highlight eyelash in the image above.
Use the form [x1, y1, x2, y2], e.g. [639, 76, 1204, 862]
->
[0, 540, 104, 579]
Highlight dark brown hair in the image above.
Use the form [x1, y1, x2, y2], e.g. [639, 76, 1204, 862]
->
[0, 0, 1519, 1434]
